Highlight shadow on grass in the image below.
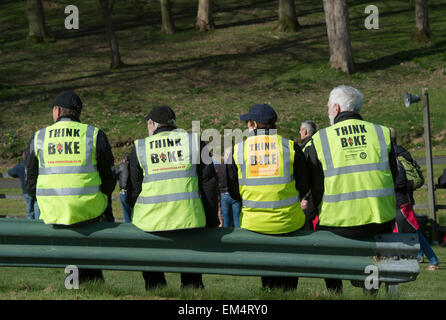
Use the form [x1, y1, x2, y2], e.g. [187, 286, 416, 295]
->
[356, 39, 446, 73]
[0, 30, 329, 104]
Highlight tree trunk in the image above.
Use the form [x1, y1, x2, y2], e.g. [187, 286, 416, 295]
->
[196, 0, 215, 32]
[275, 0, 299, 32]
[160, 0, 176, 34]
[26, 0, 49, 42]
[414, 0, 432, 41]
[99, 0, 124, 69]
[323, 0, 354, 74]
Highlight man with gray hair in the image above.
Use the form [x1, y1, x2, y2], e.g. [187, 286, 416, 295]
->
[299, 120, 317, 149]
[306, 85, 398, 293]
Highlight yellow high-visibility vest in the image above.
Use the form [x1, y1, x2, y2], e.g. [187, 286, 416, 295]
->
[132, 131, 206, 232]
[233, 134, 304, 234]
[311, 119, 396, 227]
[34, 120, 107, 225]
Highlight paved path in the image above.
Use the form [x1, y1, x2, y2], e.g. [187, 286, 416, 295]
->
[415, 156, 446, 166]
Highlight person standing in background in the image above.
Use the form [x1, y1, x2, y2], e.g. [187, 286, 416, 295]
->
[8, 150, 40, 219]
[215, 150, 241, 228]
[390, 128, 439, 271]
[114, 154, 131, 223]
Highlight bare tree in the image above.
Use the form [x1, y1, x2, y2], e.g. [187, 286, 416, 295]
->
[414, 0, 432, 41]
[26, 0, 51, 42]
[323, 0, 354, 74]
[98, 0, 124, 69]
[275, 0, 299, 32]
[196, 0, 215, 32]
[160, 0, 176, 34]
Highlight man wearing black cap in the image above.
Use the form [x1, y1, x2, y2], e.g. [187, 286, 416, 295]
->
[25, 90, 116, 283]
[226, 103, 311, 290]
[127, 105, 219, 290]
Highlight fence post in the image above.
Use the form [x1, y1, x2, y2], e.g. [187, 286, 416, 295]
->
[422, 87, 438, 244]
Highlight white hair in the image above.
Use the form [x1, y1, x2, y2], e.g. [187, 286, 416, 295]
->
[328, 85, 364, 113]
[300, 120, 317, 136]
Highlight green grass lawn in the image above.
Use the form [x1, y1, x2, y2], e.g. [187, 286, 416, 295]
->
[1, 0, 446, 165]
[0, 245, 445, 300]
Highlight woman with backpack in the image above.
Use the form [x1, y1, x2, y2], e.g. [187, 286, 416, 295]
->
[390, 128, 439, 271]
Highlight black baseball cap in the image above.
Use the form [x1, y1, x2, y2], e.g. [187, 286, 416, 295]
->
[49, 91, 82, 111]
[144, 106, 176, 123]
[239, 104, 277, 124]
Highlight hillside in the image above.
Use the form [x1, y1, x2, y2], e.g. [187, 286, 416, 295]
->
[1, 0, 446, 167]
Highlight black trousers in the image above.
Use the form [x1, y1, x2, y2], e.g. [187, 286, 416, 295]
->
[261, 276, 299, 290]
[57, 207, 114, 285]
[142, 272, 204, 290]
[317, 220, 395, 293]
[78, 269, 104, 283]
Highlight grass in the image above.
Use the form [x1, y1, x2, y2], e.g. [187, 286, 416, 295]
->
[1, 0, 446, 165]
[0, 245, 445, 300]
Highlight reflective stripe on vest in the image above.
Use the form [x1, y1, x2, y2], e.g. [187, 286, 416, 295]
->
[36, 125, 97, 175]
[242, 195, 300, 209]
[236, 136, 295, 187]
[319, 124, 389, 178]
[233, 134, 305, 234]
[34, 121, 107, 225]
[137, 133, 198, 183]
[312, 119, 396, 227]
[322, 188, 395, 203]
[132, 131, 206, 232]
[136, 191, 201, 204]
[36, 185, 100, 196]
[318, 124, 393, 200]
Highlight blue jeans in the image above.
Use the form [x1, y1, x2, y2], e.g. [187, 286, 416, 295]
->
[221, 193, 241, 228]
[23, 193, 40, 220]
[417, 231, 439, 265]
[120, 191, 132, 223]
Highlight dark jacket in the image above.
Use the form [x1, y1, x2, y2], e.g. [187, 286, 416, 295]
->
[226, 129, 311, 204]
[215, 163, 229, 194]
[127, 126, 220, 228]
[25, 116, 116, 215]
[299, 135, 318, 229]
[114, 161, 129, 190]
[300, 136, 312, 150]
[8, 160, 26, 195]
[305, 111, 398, 235]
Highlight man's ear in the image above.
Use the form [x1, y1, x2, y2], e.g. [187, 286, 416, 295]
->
[53, 106, 61, 122]
[333, 103, 341, 115]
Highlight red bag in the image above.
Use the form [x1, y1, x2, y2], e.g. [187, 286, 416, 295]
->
[393, 202, 419, 233]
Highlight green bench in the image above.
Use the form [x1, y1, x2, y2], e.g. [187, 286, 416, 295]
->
[0, 218, 419, 295]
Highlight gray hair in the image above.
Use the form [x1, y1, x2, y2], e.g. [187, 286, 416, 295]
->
[328, 85, 364, 113]
[300, 120, 317, 136]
